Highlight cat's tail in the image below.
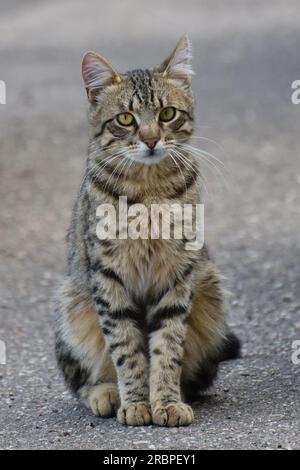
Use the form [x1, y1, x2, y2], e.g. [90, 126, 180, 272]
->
[218, 331, 241, 362]
[182, 331, 241, 403]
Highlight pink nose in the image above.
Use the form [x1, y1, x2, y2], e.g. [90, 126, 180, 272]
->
[144, 138, 159, 150]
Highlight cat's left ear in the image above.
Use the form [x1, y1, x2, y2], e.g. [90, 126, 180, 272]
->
[156, 34, 194, 83]
[82, 52, 121, 102]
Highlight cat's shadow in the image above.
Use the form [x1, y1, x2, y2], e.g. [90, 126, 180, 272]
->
[189, 392, 222, 407]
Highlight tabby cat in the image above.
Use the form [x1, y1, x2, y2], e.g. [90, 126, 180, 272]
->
[55, 35, 240, 427]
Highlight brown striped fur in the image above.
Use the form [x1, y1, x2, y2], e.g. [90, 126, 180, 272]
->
[55, 35, 240, 427]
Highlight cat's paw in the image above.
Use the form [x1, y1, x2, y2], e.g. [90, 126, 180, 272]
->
[151, 401, 194, 427]
[84, 383, 120, 417]
[117, 402, 152, 426]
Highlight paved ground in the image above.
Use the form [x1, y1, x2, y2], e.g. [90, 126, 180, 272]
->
[0, 0, 299, 450]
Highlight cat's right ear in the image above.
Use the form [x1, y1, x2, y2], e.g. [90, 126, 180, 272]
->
[82, 52, 121, 102]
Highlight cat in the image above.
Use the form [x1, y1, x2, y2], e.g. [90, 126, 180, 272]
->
[55, 35, 240, 427]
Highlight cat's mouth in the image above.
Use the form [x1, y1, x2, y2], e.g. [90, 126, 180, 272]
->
[128, 142, 168, 166]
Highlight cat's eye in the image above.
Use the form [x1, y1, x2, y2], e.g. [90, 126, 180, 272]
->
[159, 107, 176, 122]
[117, 112, 135, 126]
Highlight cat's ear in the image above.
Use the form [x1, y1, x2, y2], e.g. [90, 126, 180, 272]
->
[156, 34, 194, 83]
[82, 52, 121, 102]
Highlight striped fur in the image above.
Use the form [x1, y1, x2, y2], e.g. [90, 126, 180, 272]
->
[55, 36, 240, 427]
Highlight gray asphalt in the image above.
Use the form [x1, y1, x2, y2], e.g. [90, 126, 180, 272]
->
[0, 0, 299, 450]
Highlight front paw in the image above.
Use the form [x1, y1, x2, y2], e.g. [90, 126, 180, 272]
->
[151, 401, 194, 427]
[81, 383, 120, 417]
[117, 402, 152, 426]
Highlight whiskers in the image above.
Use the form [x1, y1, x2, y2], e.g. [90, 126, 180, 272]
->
[82, 145, 133, 192]
[167, 137, 233, 200]
[81, 141, 159, 199]
[169, 152, 188, 196]
[169, 148, 209, 198]
[103, 150, 132, 194]
[80, 136, 231, 203]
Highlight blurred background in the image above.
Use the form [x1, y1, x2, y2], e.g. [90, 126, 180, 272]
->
[0, 0, 299, 450]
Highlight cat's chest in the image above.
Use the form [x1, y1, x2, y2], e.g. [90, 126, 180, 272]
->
[96, 236, 188, 293]
[88, 193, 197, 290]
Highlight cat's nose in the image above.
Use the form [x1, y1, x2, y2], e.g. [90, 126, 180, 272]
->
[144, 137, 159, 150]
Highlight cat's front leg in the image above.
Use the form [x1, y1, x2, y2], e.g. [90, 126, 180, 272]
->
[148, 282, 194, 426]
[91, 265, 151, 426]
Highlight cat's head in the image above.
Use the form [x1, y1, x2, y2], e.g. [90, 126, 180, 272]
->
[82, 35, 194, 166]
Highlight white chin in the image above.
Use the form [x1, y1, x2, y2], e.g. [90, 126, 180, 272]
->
[130, 150, 168, 166]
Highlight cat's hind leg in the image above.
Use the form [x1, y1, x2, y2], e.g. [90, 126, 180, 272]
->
[55, 278, 120, 417]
